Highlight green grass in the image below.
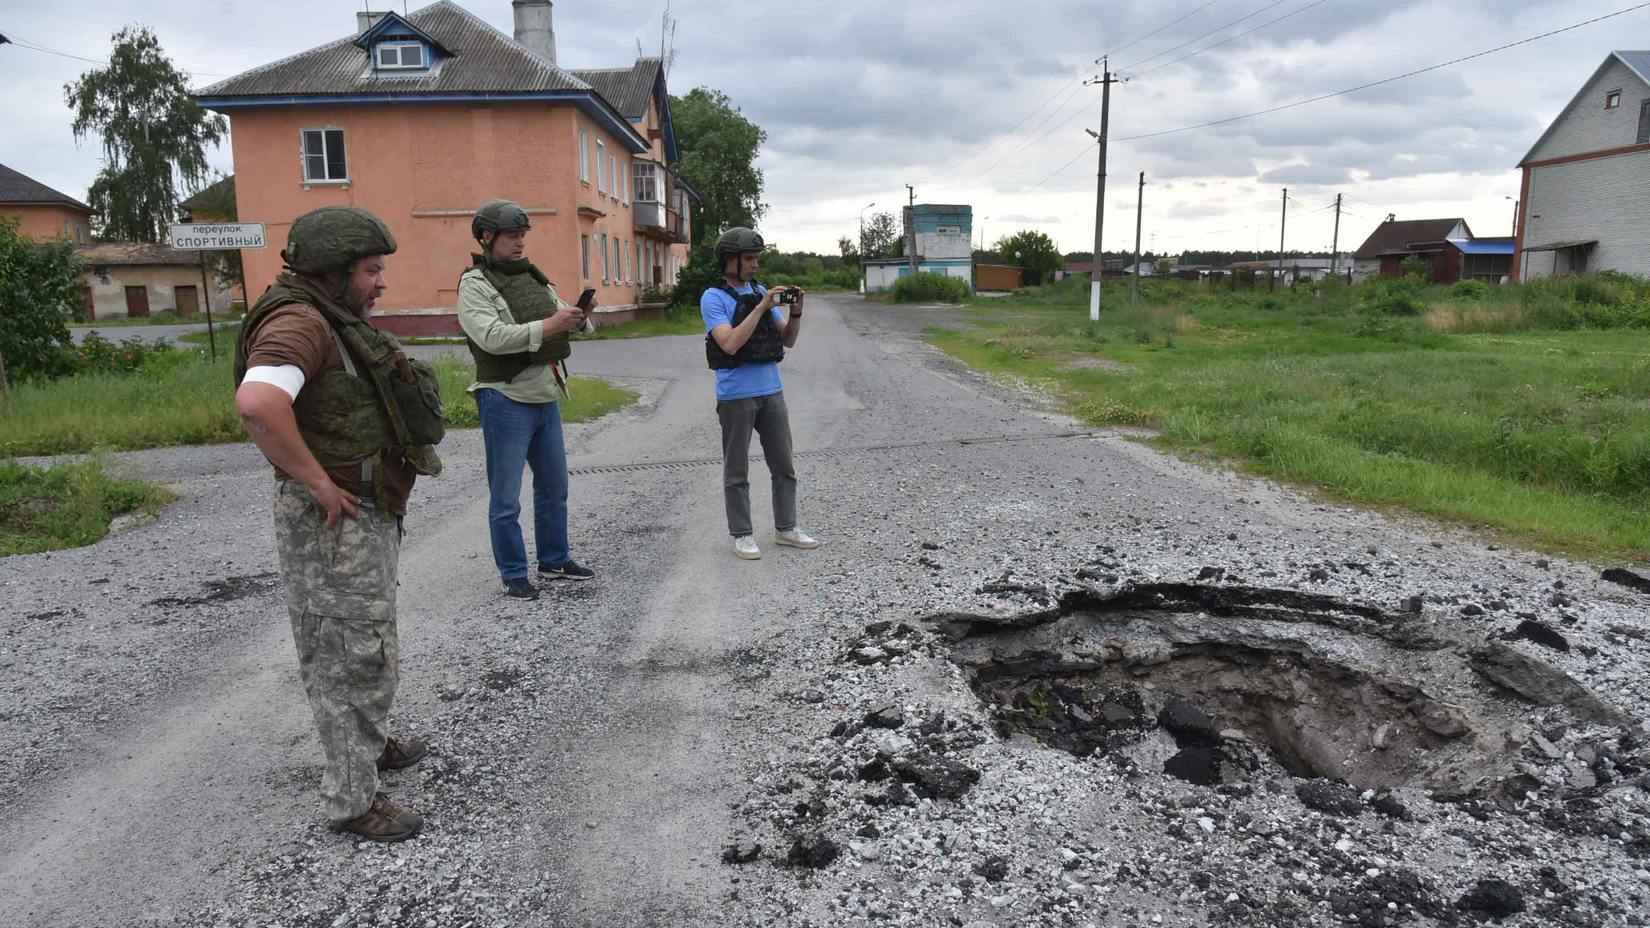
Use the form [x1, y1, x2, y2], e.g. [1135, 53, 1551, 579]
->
[582, 308, 705, 340]
[929, 279, 1650, 561]
[178, 323, 239, 347]
[72, 309, 243, 328]
[431, 356, 636, 427]
[0, 354, 638, 457]
[0, 457, 175, 555]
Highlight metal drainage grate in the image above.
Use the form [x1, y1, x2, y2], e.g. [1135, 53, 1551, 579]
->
[568, 430, 1099, 477]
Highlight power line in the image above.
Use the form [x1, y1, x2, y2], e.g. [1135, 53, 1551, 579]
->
[926, 72, 1089, 182]
[1104, 0, 1222, 59]
[948, 84, 1096, 188]
[3, 31, 234, 77]
[1123, 0, 1288, 71]
[1131, 0, 1335, 78]
[1114, 2, 1650, 143]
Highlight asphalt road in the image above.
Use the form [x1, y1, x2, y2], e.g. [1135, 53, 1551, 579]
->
[3, 294, 1644, 927]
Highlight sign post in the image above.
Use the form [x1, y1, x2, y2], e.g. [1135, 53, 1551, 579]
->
[169, 222, 266, 361]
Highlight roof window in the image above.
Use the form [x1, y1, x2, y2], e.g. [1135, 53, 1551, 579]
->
[374, 41, 427, 71]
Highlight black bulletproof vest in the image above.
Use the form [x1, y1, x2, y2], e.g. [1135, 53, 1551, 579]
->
[704, 281, 785, 370]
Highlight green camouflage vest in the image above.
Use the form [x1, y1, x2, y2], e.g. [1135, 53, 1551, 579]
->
[235, 274, 445, 485]
[465, 254, 570, 384]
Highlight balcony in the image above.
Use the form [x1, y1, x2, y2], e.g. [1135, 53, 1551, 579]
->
[632, 159, 691, 244]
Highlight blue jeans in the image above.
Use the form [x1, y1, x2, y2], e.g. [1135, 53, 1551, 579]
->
[475, 389, 571, 580]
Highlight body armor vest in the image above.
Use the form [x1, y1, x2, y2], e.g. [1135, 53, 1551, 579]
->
[235, 274, 446, 483]
[465, 255, 570, 384]
[705, 281, 785, 370]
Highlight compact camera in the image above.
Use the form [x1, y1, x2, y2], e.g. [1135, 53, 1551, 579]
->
[776, 287, 801, 305]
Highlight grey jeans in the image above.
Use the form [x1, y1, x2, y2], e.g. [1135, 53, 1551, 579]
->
[716, 391, 797, 537]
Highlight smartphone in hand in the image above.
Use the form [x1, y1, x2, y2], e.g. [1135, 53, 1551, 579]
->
[576, 288, 597, 311]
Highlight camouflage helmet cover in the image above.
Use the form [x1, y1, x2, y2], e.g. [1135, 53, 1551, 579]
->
[715, 227, 765, 268]
[281, 206, 398, 274]
[472, 199, 532, 241]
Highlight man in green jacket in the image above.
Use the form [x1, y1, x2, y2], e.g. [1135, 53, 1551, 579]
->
[458, 199, 596, 600]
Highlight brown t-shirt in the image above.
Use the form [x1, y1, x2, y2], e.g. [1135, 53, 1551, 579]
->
[243, 303, 416, 514]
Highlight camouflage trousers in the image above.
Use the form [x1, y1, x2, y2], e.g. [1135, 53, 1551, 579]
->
[272, 479, 402, 823]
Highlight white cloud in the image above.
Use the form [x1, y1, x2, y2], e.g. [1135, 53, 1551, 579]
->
[0, 0, 1634, 255]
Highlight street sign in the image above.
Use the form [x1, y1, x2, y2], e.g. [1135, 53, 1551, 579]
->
[168, 222, 266, 250]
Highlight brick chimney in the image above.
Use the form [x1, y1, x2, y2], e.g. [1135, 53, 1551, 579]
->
[356, 10, 390, 35]
[512, 0, 556, 65]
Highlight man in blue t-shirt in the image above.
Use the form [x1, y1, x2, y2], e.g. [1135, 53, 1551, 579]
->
[700, 227, 820, 560]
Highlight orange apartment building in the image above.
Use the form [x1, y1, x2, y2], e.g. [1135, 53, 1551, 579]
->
[195, 0, 696, 335]
[0, 162, 93, 244]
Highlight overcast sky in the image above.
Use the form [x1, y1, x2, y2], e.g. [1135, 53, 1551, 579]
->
[2, 0, 1642, 256]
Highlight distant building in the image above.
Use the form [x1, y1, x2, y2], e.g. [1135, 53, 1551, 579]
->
[862, 203, 973, 292]
[0, 162, 92, 244]
[1228, 256, 1352, 285]
[1352, 218, 1474, 282]
[1514, 50, 1650, 280]
[195, 2, 697, 333]
[75, 242, 234, 321]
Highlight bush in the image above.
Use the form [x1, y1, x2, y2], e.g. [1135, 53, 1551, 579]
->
[68, 331, 184, 376]
[890, 272, 971, 303]
[1399, 256, 1433, 281]
[1450, 279, 1491, 301]
[0, 215, 83, 382]
[1359, 277, 1428, 316]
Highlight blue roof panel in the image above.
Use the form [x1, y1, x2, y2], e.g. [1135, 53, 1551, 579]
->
[1456, 240, 1515, 255]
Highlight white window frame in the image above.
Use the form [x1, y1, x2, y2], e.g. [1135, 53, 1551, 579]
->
[374, 41, 426, 70]
[581, 234, 590, 279]
[633, 242, 640, 283]
[578, 129, 589, 183]
[1606, 89, 1623, 110]
[609, 154, 618, 200]
[596, 140, 607, 193]
[600, 232, 609, 281]
[620, 158, 629, 204]
[300, 127, 348, 184]
[613, 238, 622, 282]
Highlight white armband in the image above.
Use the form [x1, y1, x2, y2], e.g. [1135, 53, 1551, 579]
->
[241, 364, 307, 402]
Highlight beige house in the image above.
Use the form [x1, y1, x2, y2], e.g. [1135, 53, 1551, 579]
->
[76, 242, 234, 321]
[1, 162, 93, 243]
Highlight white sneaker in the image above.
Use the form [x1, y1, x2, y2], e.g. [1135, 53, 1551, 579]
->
[733, 535, 762, 559]
[774, 528, 820, 549]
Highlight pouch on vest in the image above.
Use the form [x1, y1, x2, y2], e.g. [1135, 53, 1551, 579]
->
[705, 281, 785, 370]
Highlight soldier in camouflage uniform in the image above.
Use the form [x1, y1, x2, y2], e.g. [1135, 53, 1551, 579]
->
[234, 206, 446, 842]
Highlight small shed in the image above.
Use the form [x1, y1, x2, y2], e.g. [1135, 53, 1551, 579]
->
[75, 242, 234, 321]
[974, 264, 1022, 292]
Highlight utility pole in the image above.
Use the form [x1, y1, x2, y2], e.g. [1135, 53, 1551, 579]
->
[1330, 193, 1343, 277]
[905, 184, 917, 276]
[1273, 187, 1287, 292]
[1087, 58, 1122, 325]
[1131, 171, 1145, 306]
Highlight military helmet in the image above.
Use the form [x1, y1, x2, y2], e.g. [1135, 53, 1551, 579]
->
[715, 227, 765, 269]
[281, 206, 398, 274]
[472, 199, 532, 242]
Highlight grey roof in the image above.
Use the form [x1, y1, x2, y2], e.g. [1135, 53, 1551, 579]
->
[1519, 51, 1650, 165]
[0, 163, 91, 210]
[180, 174, 235, 213]
[570, 59, 662, 120]
[75, 242, 201, 266]
[196, 1, 591, 99]
[1617, 50, 1650, 86]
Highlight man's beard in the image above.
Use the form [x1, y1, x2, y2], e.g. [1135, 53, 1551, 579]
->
[341, 280, 375, 319]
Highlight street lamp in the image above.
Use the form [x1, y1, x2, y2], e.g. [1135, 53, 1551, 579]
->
[859, 201, 876, 252]
[1504, 195, 1518, 238]
[978, 217, 990, 252]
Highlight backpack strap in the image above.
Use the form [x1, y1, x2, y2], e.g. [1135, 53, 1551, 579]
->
[326, 326, 375, 503]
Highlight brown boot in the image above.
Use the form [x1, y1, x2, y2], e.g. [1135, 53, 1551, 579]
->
[376, 736, 428, 771]
[335, 792, 423, 842]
